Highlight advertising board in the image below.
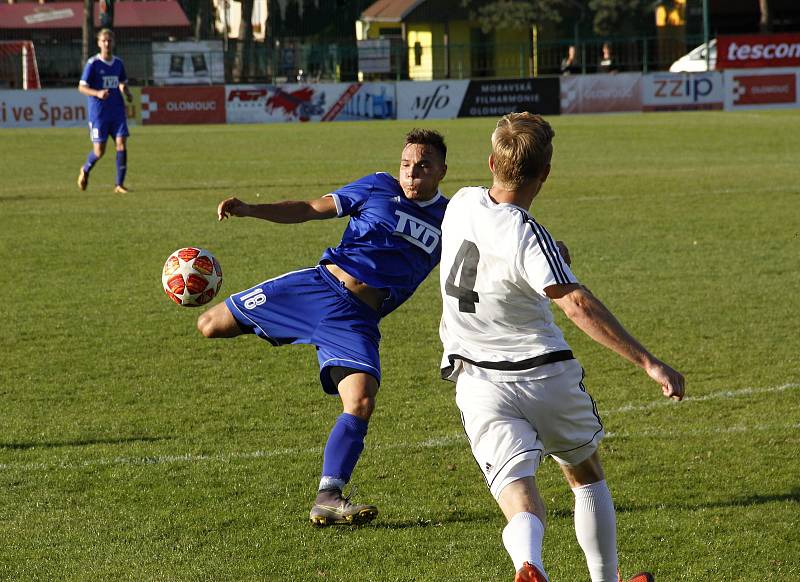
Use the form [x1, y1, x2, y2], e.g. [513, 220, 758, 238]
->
[225, 83, 395, 123]
[458, 78, 559, 117]
[717, 34, 800, 70]
[141, 86, 226, 124]
[0, 89, 86, 128]
[560, 73, 642, 114]
[723, 67, 800, 110]
[0, 88, 139, 128]
[358, 39, 392, 74]
[396, 81, 469, 120]
[642, 72, 723, 111]
[152, 41, 225, 86]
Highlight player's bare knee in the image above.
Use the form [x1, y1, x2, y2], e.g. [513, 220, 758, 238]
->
[561, 451, 605, 487]
[348, 396, 375, 420]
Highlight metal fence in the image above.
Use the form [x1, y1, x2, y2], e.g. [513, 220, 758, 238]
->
[2, 34, 703, 88]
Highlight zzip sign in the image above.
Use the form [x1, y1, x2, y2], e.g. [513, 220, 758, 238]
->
[642, 72, 724, 111]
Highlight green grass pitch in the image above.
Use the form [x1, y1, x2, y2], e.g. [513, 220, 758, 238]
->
[1, 111, 798, 581]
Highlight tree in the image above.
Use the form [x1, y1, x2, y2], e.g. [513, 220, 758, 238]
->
[284, 0, 302, 36]
[82, 0, 94, 63]
[234, 0, 255, 81]
[461, 0, 655, 37]
[759, 0, 771, 33]
[461, 0, 565, 33]
[588, 0, 643, 37]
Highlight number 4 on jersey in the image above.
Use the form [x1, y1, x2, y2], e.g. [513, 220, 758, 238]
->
[445, 239, 480, 313]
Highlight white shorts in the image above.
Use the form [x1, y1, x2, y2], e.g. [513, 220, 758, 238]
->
[455, 359, 604, 499]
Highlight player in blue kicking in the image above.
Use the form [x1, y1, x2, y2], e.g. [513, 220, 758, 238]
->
[77, 28, 133, 194]
[197, 129, 448, 526]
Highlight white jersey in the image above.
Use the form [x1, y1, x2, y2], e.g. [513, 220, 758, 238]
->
[439, 186, 578, 382]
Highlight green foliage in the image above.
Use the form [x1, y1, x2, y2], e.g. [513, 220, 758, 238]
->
[462, 0, 659, 37]
[462, 0, 564, 32]
[589, 0, 648, 36]
[1, 112, 799, 580]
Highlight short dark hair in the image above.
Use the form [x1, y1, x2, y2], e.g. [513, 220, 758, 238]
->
[405, 129, 447, 162]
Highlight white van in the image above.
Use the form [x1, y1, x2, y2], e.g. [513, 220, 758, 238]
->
[669, 39, 717, 72]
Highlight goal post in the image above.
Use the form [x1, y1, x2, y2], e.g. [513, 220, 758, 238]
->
[0, 41, 42, 90]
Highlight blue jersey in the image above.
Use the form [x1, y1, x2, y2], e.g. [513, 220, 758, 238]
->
[80, 54, 127, 121]
[322, 172, 448, 317]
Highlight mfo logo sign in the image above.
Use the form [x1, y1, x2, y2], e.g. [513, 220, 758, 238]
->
[411, 84, 451, 119]
[397, 80, 469, 120]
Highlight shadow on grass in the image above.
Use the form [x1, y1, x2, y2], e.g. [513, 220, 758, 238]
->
[372, 511, 499, 530]
[0, 435, 169, 451]
[613, 488, 800, 515]
[150, 181, 343, 192]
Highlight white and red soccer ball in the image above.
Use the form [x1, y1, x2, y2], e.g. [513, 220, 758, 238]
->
[162, 247, 223, 307]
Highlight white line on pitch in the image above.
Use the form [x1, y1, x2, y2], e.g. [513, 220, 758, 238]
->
[0, 382, 797, 472]
[609, 382, 799, 414]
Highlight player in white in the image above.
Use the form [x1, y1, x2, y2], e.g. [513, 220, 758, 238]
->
[439, 112, 685, 582]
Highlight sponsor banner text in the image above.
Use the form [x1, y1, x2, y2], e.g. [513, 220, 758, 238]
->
[723, 67, 800, 110]
[560, 73, 642, 114]
[142, 86, 226, 124]
[717, 34, 800, 70]
[396, 81, 470, 120]
[642, 72, 723, 111]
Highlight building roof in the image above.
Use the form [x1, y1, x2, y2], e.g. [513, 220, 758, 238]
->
[0, 1, 190, 30]
[361, 0, 428, 23]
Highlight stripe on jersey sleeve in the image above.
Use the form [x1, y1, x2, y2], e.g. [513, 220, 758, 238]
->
[526, 218, 569, 284]
[324, 192, 343, 217]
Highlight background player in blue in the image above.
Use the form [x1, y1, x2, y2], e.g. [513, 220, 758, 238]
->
[77, 28, 133, 194]
[197, 130, 448, 526]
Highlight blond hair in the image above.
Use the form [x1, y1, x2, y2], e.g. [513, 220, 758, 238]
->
[491, 113, 554, 189]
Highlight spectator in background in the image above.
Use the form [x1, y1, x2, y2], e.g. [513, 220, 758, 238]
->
[560, 45, 580, 75]
[598, 42, 618, 74]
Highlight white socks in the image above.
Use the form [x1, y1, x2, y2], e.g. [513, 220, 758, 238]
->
[572, 480, 618, 582]
[502, 512, 547, 578]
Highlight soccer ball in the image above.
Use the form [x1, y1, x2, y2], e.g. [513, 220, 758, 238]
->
[162, 247, 223, 307]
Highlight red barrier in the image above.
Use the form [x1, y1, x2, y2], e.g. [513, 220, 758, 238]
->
[141, 86, 225, 125]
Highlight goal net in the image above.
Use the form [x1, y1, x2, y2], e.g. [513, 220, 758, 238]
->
[0, 41, 41, 90]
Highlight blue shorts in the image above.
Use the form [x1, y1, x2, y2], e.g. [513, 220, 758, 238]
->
[88, 116, 129, 143]
[225, 265, 382, 395]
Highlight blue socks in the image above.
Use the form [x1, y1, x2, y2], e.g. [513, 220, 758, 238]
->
[81, 149, 127, 187]
[82, 150, 99, 174]
[320, 413, 369, 490]
[115, 150, 127, 186]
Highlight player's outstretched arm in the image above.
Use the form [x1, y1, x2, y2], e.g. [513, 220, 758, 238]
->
[548, 283, 685, 401]
[217, 195, 337, 223]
